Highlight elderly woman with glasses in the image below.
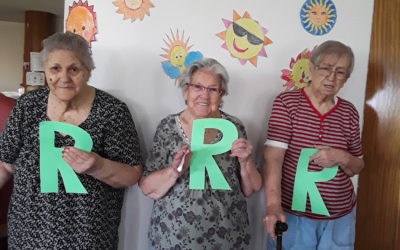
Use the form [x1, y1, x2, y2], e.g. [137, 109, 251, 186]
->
[0, 32, 142, 249]
[140, 58, 262, 250]
[263, 40, 364, 250]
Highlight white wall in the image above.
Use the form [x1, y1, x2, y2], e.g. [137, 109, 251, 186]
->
[0, 21, 24, 92]
[63, 1, 374, 249]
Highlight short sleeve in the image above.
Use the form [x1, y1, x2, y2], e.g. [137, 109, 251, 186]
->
[348, 107, 363, 158]
[0, 98, 23, 164]
[143, 120, 170, 177]
[266, 95, 293, 145]
[102, 103, 142, 167]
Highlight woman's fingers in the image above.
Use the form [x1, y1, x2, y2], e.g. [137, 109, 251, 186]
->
[263, 213, 286, 239]
[62, 147, 96, 174]
[173, 145, 191, 172]
[231, 139, 252, 158]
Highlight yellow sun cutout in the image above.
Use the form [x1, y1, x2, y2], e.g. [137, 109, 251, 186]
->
[161, 30, 191, 73]
[217, 10, 272, 67]
[113, 0, 154, 22]
[160, 29, 203, 83]
[281, 47, 316, 91]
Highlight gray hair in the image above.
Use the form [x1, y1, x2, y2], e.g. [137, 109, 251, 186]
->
[178, 58, 229, 96]
[310, 40, 354, 76]
[41, 31, 95, 71]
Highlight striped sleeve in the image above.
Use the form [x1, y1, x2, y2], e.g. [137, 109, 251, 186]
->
[266, 94, 293, 145]
[348, 103, 363, 158]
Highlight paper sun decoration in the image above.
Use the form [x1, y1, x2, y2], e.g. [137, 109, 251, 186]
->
[217, 10, 272, 67]
[281, 47, 316, 91]
[300, 0, 337, 35]
[113, 0, 154, 22]
[161, 29, 203, 83]
[66, 0, 97, 47]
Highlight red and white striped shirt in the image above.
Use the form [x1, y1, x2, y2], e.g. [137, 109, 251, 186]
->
[266, 88, 362, 220]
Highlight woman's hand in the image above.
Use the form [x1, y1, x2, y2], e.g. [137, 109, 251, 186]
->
[230, 138, 252, 166]
[139, 145, 192, 199]
[311, 145, 364, 176]
[0, 161, 13, 189]
[62, 146, 101, 174]
[310, 145, 343, 168]
[263, 204, 286, 239]
[231, 138, 262, 196]
[170, 145, 192, 176]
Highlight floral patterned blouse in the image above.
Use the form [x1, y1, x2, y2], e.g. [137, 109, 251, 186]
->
[143, 111, 251, 250]
[0, 87, 142, 249]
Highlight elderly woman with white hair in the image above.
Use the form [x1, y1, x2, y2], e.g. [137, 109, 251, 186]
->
[140, 58, 262, 250]
[0, 31, 142, 249]
[263, 40, 364, 250]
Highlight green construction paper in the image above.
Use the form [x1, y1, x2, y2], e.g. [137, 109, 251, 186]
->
[39, 121, 93, 193]
[291, 148, 338, 216]
[189, 118, 238, 190]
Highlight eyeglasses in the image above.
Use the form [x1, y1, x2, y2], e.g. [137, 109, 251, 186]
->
[187, 83, 225, 96]
[232, 22, 264, 45]
[315, 65, 348, 80]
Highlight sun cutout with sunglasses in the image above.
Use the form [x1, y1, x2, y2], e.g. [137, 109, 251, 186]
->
[217, 10, 272, 67]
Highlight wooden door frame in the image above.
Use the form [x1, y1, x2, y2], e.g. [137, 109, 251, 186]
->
[355, 0, 400, 249]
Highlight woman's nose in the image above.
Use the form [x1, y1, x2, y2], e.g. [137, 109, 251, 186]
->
[60, 70, 71, 82]
[200, 89, 211, 97]
[326, 70, 337, 81]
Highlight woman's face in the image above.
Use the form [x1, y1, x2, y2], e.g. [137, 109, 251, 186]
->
[45, 49, 90, 102]
[184, 68, 222, 119]
[308, 54, 350, 97]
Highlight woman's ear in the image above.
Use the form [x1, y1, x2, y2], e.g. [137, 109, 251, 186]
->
[183, 88, 188, 101]
[308, 61, 315, 81]
[308, 61, 315, 72]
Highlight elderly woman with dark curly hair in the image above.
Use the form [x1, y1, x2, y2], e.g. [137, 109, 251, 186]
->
[140, 58, 262, 250]
[0, 32, 142, 249]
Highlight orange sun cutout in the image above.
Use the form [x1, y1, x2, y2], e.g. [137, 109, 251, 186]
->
[113, 0, 154, 22]
[66, 0, 97, 47]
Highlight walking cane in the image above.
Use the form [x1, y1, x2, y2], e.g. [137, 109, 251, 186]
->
[275, 221, 288, 250]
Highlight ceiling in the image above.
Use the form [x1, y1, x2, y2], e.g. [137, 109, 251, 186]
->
[0, 0, 64, 23]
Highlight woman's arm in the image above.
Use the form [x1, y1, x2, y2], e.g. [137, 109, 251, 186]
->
[139, 145, 191, 199]
[0, 161, 13, 189]
[231, 138, 262, 197]
[62, 147, 142, 188]
[262, 146, 287, 239]
[239, 158, 262, 197]
[90, 158, 142, 187]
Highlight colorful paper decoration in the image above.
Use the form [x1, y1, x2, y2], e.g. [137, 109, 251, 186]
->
[161, 29, 203, 83]
[217, 10, 272, 67]
[66, 0, 98, 47]
[300, 0, 337, 36]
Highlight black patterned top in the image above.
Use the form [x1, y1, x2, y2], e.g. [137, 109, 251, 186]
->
[144, 112, 251, 250]
[0, 87, 142, 249]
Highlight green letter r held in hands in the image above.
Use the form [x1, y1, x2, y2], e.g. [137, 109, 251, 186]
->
[39, 121, 92, 194]
[189, 118, 238, 190]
